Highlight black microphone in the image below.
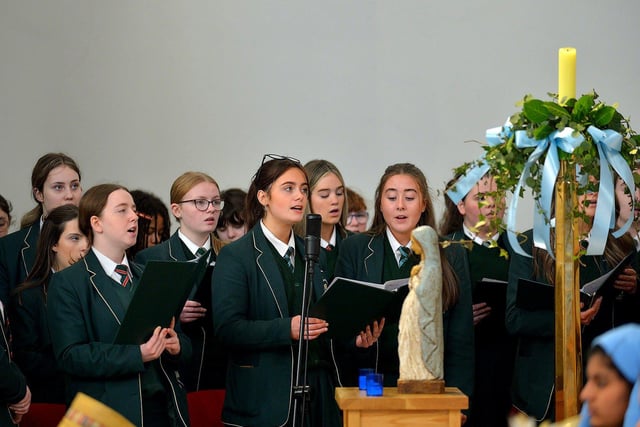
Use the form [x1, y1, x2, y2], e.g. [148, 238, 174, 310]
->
[304, 214, 321, 262]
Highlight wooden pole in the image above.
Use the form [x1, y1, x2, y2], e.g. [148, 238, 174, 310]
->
[555, 47, 582, 419]
[554, 158, 582, 419]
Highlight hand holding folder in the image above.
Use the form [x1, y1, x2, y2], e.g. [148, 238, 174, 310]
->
[308, 276, 408, 339]
[114, 256, 210, 345]
[515, 251, 635, 311]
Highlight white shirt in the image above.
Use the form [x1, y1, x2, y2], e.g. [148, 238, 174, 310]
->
[462, 223, 499, 247]
[385, 227, 412, 266]
[320, 227, 337, 249]
[178, 229, 212, 257]
[260, 220, 296, 268]
[92, 247, 131, 284]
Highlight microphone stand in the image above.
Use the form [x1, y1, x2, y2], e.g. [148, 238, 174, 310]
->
[292, 215, 321, 427]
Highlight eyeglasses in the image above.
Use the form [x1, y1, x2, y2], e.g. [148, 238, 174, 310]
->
[347, 211, 369, 224]
[261, 153, 301, 166]
[178, 199, 225, 212]
[253, 154, 303, 183]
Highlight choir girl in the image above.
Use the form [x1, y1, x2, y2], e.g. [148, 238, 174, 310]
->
[441, 171, 513, 427]
[212, 155, 344, 427]
[507, 181, 638, 422]
[214, 188, 247, 243]
[0, 153, 82, 305]
[334, 163, 474, 403]
[294, 159, 350, 281]
[10, 205, 88, 403]
[345, 187, 369, 233]
[136, 172, 227, 391]
[0, 195, 12, 237]
[47, 184, 190, 427]
[127, 189, 171, 260]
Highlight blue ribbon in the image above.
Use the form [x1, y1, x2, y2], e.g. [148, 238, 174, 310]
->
[446, 122, 509, 204]
[446, 162, 490, 205]
[586, 125, 634, 255]
[485, 120, 513, 146]
[506, 128, 584, 258]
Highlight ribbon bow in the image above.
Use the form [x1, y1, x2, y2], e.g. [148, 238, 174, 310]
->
[446, 121, 511, 205]
[506, 127, 584, 258]
[585, 125, 634, 255]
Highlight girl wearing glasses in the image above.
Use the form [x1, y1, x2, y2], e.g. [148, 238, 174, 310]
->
[136, 171, 227, 391]
[47, 184, 190, 427]
[345, 187, 369, 233]
[0, 194, 12, 237]
[294, 159, 350, 281]
[334, 163, 474, 409]
[0, 152, 82, 306]
[10, 205, 88, 404]
[212, 155, 343, 427]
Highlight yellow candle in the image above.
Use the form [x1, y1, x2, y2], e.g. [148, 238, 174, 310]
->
[558, 47, 576, 105]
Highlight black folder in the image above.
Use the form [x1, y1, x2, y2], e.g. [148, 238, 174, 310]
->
[308, 276, 408, 339]
[516, 250, 635, 311]
[114, 256, 209, 345]
[474, 278, 508, 309]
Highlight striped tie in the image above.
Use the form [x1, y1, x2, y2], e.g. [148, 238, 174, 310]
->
[195, 247, 207, 257]
[398, 246, 411, 267]
[114, 264, 130, 287]
[284, 247, 295, 273]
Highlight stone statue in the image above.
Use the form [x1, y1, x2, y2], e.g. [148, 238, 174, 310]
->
[398, 225, 444, 388]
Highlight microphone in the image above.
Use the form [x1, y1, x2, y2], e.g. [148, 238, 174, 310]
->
[304, 214, 321, 262]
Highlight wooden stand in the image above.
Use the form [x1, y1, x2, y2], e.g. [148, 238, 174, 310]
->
[335, 387, 468, 427]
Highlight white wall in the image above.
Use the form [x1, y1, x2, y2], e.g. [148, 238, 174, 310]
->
[2, 1, 639, 232]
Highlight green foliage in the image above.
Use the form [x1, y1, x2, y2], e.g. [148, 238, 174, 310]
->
[482, 91, 639, 202]
[451, 91, 640, 245]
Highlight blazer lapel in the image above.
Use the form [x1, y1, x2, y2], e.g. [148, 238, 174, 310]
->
[84, 251, 127, 323]
[167, 232, 185, 261]
[363, 234, 384, 283]
[20, 225, 39, 277]
[252, 227, 289, 318]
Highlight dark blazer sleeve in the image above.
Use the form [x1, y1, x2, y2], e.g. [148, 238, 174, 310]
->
[0, 238, 12, 306]
[442, 244, 475, 400]
[505, 232, 554, 338]
[47, 270, 145, 378]
[334, 233, 369, 281]
[1, 321, 27, 406]
[212, 242, 292, 350]
[10, 288, 57, 382]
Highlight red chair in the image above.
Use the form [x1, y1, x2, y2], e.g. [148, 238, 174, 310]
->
[19, 403, 67, 427]
[187, 389, 225, 427]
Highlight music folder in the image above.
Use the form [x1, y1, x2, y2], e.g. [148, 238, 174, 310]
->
[516, 250, 635, 311]
[308, 276, 408, 339]
[114, 255, 209, 345]
[474, 278, 508, 309]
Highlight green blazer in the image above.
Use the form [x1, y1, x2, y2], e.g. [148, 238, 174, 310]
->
[0, 224, 39, 306]
[212, 224, 332, 427]
[47, 250, 191, 427]
[446, 230, 514, 427]
[1, 304, 27, 427]
[10, 281, 64, 403]
[136, 230, 227, 391]
[506, 231, 554, 422]
[317, 226, 351, 282]
[334, 232, 475, 400]
[505, 229, 636, 422]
